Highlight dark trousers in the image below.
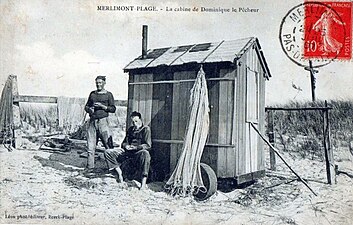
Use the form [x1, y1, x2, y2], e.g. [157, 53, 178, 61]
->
[104, 149, 151, 178]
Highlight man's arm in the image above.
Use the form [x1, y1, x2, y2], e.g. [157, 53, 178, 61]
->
[121, 128, 130, 150]
[105, 92, 116, 113]
[84, 92, 94, 115]
[136, 126, 152, 151]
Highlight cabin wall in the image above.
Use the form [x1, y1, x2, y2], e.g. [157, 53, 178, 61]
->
[128, 71, 173, 181]
[216, 68, 236, 178]
[203, 70, 220, 176]
[235, 45, 266, 179]
[151, 70, 174, 180]
[235, 55, 247, 177]
[170, 71, 197, 172]
[245, 47, 259, 174]
[168, 66, 236, 177]
[257, 53, 266, 171]
[127, 73, 153, 126]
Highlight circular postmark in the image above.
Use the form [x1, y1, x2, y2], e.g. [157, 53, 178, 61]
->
[279, 1, 346, 68]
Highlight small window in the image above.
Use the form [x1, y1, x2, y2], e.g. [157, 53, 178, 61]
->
[140, 48, 170, 59]
[173, 45, 193, 53]
[189, 43, 212, 52]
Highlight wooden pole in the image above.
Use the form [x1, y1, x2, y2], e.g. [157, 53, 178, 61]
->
[326, 102, 335, 184]
[309, 60, 316, 101]
[129, 77, 235, 85]
[267, 110, 276, 170]
[265, 106, 332, 111]
[250, 122, 317, 196]
[304, 60, 318, 102]
[323, 100, 335, 184]
[13, 95, 127, 106]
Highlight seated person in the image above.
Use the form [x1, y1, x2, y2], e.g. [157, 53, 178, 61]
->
[104, 111, 151, 190]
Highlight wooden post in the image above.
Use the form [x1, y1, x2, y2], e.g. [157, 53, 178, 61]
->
[309, 60, 316, 102]
[323, 100, 335, 184]
[11, 75, 22, 148]
[305, 60, 318, 102]
[267, 110, 276, 170]
[56, 101, 60, 130]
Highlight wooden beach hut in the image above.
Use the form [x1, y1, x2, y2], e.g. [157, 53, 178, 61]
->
[124, 35, 271, 184]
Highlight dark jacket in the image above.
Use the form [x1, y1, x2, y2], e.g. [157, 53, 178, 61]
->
[121, 125, 152, 151]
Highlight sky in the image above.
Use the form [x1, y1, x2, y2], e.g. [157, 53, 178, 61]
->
[0, 0, 352, 105]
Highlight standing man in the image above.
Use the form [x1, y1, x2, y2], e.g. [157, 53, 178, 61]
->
[85, 75, 116, 171]
[104, 111, 151, 190]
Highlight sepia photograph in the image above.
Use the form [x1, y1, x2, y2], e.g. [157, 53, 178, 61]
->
[0, 0, 352, 224]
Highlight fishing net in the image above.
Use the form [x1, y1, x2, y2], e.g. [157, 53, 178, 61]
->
[57, 96, 86, 134]
[165, 66, 210, 197]
[0, 76, 15, 150]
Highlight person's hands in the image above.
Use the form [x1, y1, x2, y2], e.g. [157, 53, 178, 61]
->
[93, 102, 106, 109]
[115, 148, 125, 154]
[88, 107, 95, 115]
[125, 145, 137, 151]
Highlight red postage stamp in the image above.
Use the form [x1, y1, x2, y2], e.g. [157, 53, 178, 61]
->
[304, 1, 352, 60]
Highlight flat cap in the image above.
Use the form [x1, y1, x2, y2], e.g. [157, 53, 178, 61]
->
[95, 75, 106, 81]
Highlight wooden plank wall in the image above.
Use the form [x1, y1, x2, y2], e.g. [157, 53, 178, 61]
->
[170, 73, 180, 172]
[150, 71, 173, 181]
[169, 67, 236, 176]
[201, 73, 219, 174]
[245, 50, 251, 174]
[235, 55, 247, 177]
[257, 53, 266, 171]
[128, 72, 173, 181]
[129, 71, 174, 180]
[170, 71, 197, 171]
[128, 74, 153, 125]
[217, 69, 236, 177]
[246, 47, 259, 173]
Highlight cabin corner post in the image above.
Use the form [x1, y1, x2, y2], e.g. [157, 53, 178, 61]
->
[267, 110, 276, 170]
[10, 75, 22, 148]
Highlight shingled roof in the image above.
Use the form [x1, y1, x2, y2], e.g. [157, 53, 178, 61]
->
[124, 37, 271, 77]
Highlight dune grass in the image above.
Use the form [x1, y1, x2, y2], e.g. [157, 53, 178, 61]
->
[19, 102, 127, 138]
[268, 100, 353, 160]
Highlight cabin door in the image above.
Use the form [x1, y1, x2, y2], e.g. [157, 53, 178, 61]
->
[245, 67, 259, 173]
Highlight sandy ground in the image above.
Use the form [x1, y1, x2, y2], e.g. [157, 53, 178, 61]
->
[0, 143, 352, 225]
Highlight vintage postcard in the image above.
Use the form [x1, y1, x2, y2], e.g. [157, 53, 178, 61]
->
[0, 0, 352, 224]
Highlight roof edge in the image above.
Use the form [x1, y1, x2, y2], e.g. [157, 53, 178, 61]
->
[254, 38, 272, 79]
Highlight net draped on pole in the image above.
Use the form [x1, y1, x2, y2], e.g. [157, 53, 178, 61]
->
[166, 66, 210, 197]
[0, 76, 14, 138]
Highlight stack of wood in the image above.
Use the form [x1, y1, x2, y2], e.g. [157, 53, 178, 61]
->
[166, 66, 210, 197]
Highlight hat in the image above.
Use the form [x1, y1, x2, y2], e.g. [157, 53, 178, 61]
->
[95, 75, 106, 81]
